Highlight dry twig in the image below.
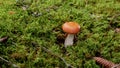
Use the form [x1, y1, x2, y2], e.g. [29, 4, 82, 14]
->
[32, 41, 74, 68]
[41, 46, 73, 68]
[0, 56, 19, 68]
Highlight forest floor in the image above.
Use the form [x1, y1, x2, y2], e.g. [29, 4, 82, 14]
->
[0, 0, 120, 68]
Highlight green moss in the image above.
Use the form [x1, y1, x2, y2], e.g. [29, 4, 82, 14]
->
[0, 0, 120, 68]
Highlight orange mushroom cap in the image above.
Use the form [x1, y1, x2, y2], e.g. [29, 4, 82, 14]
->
[62, 22, 80, 34]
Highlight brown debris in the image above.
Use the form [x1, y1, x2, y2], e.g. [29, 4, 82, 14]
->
[115, 28, 120, 33]
[8, 11, 15, 15]
[0, 36, 8, 43]
[93, 57, 120, 68]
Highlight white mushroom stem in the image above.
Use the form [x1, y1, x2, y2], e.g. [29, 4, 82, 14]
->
[64, 34, 74, 47]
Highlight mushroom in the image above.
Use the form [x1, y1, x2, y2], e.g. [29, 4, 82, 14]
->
[62, 22, 80, 47]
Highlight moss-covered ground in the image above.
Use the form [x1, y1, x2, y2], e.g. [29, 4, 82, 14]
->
[0, 0, 120, 68]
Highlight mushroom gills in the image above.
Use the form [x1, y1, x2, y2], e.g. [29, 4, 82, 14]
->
[64, 34, 74, 47]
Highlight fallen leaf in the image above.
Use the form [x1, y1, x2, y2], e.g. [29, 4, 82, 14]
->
[8, 11, 15, 15]
[115, 28, 120, 33]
